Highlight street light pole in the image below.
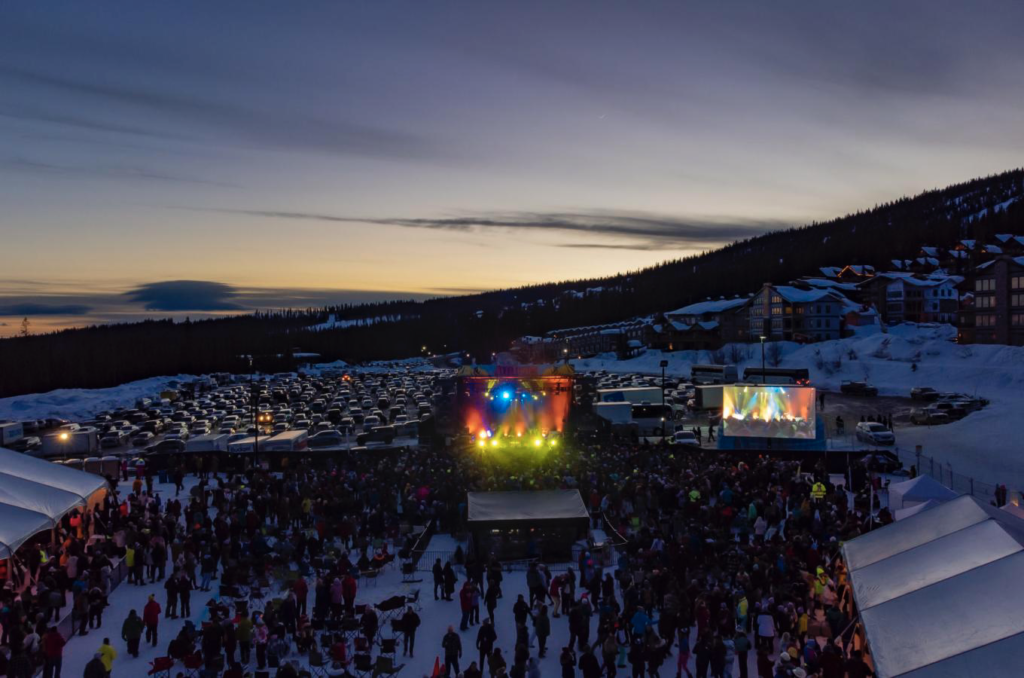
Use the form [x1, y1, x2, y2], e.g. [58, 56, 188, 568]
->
[660, 359, 669, 436]
[759, 336, 767, 384]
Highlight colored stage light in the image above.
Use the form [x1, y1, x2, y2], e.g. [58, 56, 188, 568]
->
[549, 438, 558, 447]
[490, 438, 499, 447]
[501, 390, 512, 400]
[478, 440, 486, 449]
[533, 438, 542, 447]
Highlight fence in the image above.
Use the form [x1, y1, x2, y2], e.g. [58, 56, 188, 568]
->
[823, 418, 1004, 505]
[890, 445, 1000, 504]
[56, 558, 129, 640]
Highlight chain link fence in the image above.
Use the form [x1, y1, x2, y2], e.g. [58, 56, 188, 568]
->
[890, 445, 1001, 505]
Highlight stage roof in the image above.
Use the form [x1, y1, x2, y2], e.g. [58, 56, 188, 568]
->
[468, 490, 588, 523]
[843, 495, 1024, 677]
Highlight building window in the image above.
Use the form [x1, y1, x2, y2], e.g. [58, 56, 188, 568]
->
[1012, 294, 1024, 308]
[1013, 276, 1024, 290]
[977, 314, 996, 327]
[976, 295, 996, 309]
[976, 278, 995, 292]
[771, 307, 782, 316]
[1013, 314, 1024, 326]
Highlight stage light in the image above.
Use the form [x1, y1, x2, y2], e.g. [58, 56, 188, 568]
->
[501, 390, 511, 400]
[478, 440, 486, 449]
[549, 438, 558, 447]
[478, 431, 487, 440]
[533, 438, 542, 447]
[490, 439, 499, 447]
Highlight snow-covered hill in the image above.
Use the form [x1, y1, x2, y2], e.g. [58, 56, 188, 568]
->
[0, 375, 195, 422]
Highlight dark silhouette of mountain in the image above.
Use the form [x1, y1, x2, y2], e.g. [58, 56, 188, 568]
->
[2, 168, 1022, 398]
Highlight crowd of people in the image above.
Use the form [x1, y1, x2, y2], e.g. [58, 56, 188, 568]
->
[0, 428, 881, 678]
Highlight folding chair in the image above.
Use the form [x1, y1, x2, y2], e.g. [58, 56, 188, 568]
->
[400, 562, 421, 583]
[148, 656, 175, 678]
[352, 653, 374, 678]
[182, 652, 204, 678]
[372, 655, 405, 678]
[308, 649, 331, 678]
[380, 637, 398, 661]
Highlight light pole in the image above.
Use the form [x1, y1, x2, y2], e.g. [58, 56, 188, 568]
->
[660, 359, 669, 436]
[759, 336, 767, 384]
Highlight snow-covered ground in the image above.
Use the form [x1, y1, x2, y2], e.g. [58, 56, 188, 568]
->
[574, 324, 1024, 490]
[0, 375, 196, 422]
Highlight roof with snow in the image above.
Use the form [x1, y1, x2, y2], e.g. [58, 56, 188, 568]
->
[666, 297, 748, 317]
[772, 286, 846, 304]
[819, 266, 841, 278]
[976, 256, 1024, 271]
[843, 495, 1024, 678]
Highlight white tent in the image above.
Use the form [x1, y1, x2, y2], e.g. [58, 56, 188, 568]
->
[1001, 502, 1024, 520]
[887, 474, 958, 511]
[893, 498, 940, 521]
[843, 495, 1024, 677]
[0, 504, 57, 559]
[0, 447, 108, 559]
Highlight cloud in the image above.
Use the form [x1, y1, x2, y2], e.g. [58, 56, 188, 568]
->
[0, 65, 445, 161]
[198, 207, 788, 250]
[6, 157, 236, 187]
[0, 303, 92, 316]
[125, 280, 245, 311]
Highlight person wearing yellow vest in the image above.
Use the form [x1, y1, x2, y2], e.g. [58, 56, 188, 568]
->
[99, 637, 117, 676]
[811, 481, 826, 500]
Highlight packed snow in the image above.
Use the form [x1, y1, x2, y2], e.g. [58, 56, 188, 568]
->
[0, 375, 196, 422]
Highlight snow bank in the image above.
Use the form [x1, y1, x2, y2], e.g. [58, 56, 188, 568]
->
[0, 375, 195, 422]
[572, 323, 1024, 399]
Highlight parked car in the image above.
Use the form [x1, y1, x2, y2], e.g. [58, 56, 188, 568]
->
[671, 430, 700, 447]
[100, 432, 126, 449]
[308, 430, 344, 448]
[356, 425, 396, 445]
[147, 439, 186, 454]
[910, 408, 950, 425]
[910, 387, 940, 401]
[131, 431, 155, 447]
[6, 436, 41, 452]
[841, 381, 879, 397]
[856, 421, 895, 445]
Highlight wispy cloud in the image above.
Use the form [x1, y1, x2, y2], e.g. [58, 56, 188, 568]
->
[195, 207, 789, 250]
[6, 157, 236, 187]
[0, 65, 446, 161]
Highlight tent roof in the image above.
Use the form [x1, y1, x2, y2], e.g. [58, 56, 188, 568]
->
[843, 496, 1024, 677]
[0, 447, 108, 556]
[468, 490, 588, 523]
[0, 446, 107, 503]
[0, 504, 56, 559]
[889, 475, 958, 504]
[0, 473, 86, 524]
[893, 498, 940, 521]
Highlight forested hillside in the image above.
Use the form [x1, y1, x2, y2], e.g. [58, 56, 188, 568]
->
[2, 168, 1022, 397]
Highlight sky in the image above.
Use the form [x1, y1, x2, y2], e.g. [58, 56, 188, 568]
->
[2, 0, 1024, 336]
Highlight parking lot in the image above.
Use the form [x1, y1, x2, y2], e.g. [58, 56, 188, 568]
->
[13, 367, 448, 460]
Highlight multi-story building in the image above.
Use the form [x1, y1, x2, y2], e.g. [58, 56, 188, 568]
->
[959, 255, 1024, 346]
[660, 297, 750, 350]
[748, 284, 847, 342]
[860, 273, 960, 325]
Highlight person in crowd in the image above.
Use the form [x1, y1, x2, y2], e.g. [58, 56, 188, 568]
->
[120, 610, 143, 658]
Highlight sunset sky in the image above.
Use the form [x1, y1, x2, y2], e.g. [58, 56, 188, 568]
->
[3, 0, 1024, 335]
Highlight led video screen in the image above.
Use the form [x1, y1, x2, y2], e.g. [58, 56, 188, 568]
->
[458, 376, 572, 437]
[721, 385, 816, 439]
